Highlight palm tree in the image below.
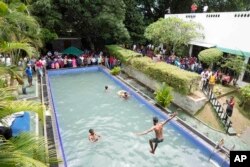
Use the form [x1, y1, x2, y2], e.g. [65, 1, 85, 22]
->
[0, 0, 42, 65]
[0, 64, 24, 86]
[0, 133, 60, 167]
[0, 87, 60, 167]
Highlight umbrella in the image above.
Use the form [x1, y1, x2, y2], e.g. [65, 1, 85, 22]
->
[62, 46, 83, 56]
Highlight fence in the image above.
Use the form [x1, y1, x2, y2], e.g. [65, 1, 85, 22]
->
[202, 83, 235, 135]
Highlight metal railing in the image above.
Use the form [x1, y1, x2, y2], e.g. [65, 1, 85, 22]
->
[202, 83, 233, 134]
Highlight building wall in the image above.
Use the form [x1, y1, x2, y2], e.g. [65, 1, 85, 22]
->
[165, 12, 250, 56]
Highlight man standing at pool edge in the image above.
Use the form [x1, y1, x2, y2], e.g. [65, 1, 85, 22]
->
[136, 112, 177, 154]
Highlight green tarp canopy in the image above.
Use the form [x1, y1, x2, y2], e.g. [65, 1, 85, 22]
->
[217, 46, 250, 57]
[62, 46, 83, 56]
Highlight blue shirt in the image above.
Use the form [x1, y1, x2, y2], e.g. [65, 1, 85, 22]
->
[25, 67, 32, 77]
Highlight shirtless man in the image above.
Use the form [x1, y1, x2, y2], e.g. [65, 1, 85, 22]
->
[136, 112, 177, 154]
[88, 129, 101, 143]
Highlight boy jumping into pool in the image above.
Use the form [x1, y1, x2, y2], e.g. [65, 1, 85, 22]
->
[135, 112, 177, 154]
[88, 129, 101, 143]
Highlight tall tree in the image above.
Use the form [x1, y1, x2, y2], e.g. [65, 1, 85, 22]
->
[0, 0, 41, 64]
[197, 0, 250, 12]
[124, 0, 146, 44]
[43, 0, 130, 49]
[145, 17, 203, 54]
[136, 0, 193, 24]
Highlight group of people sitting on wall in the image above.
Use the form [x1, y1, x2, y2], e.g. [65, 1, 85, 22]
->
[128, 44, 203, 74]
[44, 50, 121, 70]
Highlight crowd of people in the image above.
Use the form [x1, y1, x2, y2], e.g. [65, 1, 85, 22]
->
[131, 44, 203, 73]
[43, 50, 120, 70]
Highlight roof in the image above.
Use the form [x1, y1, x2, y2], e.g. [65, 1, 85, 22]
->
[189, 41, 215, 48]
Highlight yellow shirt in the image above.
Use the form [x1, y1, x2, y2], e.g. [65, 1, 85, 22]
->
[209, 75, 216, 85]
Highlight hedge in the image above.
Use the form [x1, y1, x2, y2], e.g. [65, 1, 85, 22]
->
[198, 48, 223, 65]
[106, 45, 200, 95]
[105, 45, 142, 62]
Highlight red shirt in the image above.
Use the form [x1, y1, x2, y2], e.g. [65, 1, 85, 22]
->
[36, 61, 43, 68]
[191, 4, 198, 12]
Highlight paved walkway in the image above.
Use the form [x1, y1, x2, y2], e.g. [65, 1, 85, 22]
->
[17, 75, 39, 100]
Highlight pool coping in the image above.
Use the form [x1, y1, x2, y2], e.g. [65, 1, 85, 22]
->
[46, 66, 230, 167]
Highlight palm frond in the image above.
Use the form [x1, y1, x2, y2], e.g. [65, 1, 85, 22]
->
[0, 41, 37, 57]
[0, 100, 44, 121]
[0, 133, 60, 167]
[0, 65, 24, 85]
[0, 87, 16, 101]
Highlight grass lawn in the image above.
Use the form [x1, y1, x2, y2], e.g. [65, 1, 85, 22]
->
[195, 89, 250, 134]
[195, 102, 225, 132]
[213, 84, 237, 97]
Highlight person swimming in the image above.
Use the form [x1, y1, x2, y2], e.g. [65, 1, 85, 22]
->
[88, 129, 101, 143]
[105, 85, 108, 90]
[117, 90, 129, 99]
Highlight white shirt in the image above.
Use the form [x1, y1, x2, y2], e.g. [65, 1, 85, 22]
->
[6, 57, 11, 66]
[203, 5, 208, 12]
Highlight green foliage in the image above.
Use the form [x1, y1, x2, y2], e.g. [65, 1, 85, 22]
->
[123, 0, 146, 44]
[221, 56, 245, 79]
[110, 66, 121, 75]
[144, 17, 203, 53]
[0, 1, 41, 65]
[39, 28, 58, 44]
[0, 78, 7, 88]
[106, 45, 142, 62]
[0, 1, 8, 16]
[33, 0, 130, 48]
[106, 45, 200, 94]
[239, 85, 250, 109]
[198, 48, 223, 66]
[0, 133, 60, 167]
[197, 0, 250, 12]
[154, 82, 173, 107]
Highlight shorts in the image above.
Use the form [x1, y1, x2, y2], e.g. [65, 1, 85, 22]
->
[28, 76, 32, 83]
[150, 138, 164, 144]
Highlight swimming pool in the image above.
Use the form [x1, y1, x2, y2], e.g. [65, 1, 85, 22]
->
[47, 66, 229, 167]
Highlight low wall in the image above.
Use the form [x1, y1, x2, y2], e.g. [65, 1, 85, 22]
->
[123, 65, 207, 115]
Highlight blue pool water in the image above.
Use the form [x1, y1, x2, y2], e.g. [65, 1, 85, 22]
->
[48, 67, 228, 167]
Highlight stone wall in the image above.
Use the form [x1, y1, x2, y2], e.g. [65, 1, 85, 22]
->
[123, 65, 207, 115]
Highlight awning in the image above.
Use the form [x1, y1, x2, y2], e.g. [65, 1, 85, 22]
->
[62, 46, 83, 56]
[189, 41, 215, 48]
[216, 46, 250, 57]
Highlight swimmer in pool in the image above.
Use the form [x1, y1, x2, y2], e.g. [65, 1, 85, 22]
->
[88, 129, 101, 142]
[105, 85, 108, 92]
[135, 112, 177, 154]
[117, 90, 129, 99]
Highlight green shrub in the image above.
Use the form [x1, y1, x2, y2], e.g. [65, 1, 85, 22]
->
[0, 78, 7, 88]
[198, 48, 223, 66]
[154, 82, 173, 107]
[106, 45, 200, 94]
[106, 45, 142, 62]
[110, 67, 121, 75]
[239, 85, 250, 109]
[129, 57, 200, 94]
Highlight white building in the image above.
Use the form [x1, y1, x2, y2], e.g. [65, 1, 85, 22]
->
[165, 11, 250, 86]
